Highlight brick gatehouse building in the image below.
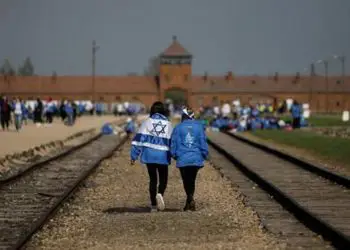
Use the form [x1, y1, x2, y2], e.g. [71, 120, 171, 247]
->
[1, 36, 349, 112]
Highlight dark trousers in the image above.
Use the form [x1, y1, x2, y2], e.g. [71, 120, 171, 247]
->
[292, 117, 301, 129]
[146, 164, 168, 206]
[34, 112, 42, 123]
[46, 112, 53, 123]
[179, 167, 200, 203]
[1, 113, 10, 130]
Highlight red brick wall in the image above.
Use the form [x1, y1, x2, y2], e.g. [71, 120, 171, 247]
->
[1, 75, 349, 113]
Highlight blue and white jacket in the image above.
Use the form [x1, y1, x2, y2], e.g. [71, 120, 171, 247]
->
[125, 121, 136, 133]
[171, 119, 209, 168]
[130, 113, 173, 165]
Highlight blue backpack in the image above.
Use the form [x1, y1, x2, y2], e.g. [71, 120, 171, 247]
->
[101, 123, 114, 135]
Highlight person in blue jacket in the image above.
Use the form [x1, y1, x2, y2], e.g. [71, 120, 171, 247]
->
[291, 100, 302, 129]
[64, 101, 74, 126]
[95, 102, 103, 116]
[171, 107, 209, 211]
[125, 117, 136, 135]
[130, 101, 173, 212]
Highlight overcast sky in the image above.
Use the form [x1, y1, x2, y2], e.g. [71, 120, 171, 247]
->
[1, 0, 350, 76]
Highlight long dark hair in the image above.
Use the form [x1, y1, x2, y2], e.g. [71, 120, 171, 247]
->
[150, 101, 167, 116]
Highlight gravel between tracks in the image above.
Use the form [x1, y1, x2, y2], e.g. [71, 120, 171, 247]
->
[26, 141, 285, 250]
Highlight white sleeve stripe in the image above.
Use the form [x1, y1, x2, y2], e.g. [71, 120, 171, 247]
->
[131, 141, 170, 151]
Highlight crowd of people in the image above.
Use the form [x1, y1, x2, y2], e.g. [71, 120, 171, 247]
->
[0, 95, 147, 132]
[199, 99, 309, 132]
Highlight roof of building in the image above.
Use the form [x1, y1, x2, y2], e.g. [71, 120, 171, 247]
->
[160, 36, 192, 57]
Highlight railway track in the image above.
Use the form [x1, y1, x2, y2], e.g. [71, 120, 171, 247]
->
[0, 128, 128, 250]
[208, 131, 350, 250]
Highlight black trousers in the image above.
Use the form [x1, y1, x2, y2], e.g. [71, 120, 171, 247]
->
[46, 112, 53, 123]
[0, 113, 10, 130]
[292, 117, 301, 129]
[34, 112, 42, 123]
[146, 164, 168, 206]
[179, 167, 200, 203]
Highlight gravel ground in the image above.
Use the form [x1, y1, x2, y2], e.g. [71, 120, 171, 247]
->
[26, 142, 285, 250]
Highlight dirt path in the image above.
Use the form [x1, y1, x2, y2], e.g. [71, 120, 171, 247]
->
[27, 141, 284, 250]
[0, 115, 118, 157]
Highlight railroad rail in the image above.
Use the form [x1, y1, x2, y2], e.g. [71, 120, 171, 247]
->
[208, 132, 350, 250]
[223, 130, 350, 188]
[0, 127, 128, 250]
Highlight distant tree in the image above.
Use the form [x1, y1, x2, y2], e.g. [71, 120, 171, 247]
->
[0, 59, 16, 76]
[143, 56, 160, 76]
[18, 57, 35, 76]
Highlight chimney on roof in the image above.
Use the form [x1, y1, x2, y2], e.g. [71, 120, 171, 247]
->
[203, 71, 209, 81]
[172, 35, 177, 42]
[310, 63, 315, 76]
[226, 71, 233, 81]
[274, 72, 279, 82]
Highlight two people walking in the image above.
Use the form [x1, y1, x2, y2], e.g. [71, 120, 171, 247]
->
[130, 101, 208, 212]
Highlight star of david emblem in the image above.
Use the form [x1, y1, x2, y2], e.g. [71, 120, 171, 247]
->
[149, 121, 167, 136]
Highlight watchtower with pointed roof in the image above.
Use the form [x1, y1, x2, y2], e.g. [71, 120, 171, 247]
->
[159, 36, 192, 86]
[159, 36, 192, 105]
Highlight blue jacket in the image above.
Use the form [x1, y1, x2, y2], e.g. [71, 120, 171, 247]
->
[291, 104, 302, 118]
[78, 104, 85, 113]
[125, 121, 136, 133]
[96, 103, 103, 112]
[130, 113, 172, 165]
[64, 104, 73, 115]
[101, 123, 114, 135]
[171, 119, 209, 168]
[46, 103, 55, 113]
[252, 108, 259, 117]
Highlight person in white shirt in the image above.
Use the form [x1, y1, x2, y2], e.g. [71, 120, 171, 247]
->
[213, 105, 220, 116]
[221, 102, 231, 117]
[117, 103, 124, 116]
[85, 101, 93, 116]
[14, 97, 23, 131]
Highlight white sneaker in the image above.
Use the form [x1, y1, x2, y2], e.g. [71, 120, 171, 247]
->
[156, 193, 165, 211]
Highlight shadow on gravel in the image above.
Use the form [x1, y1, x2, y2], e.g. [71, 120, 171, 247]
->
[103, 206, 181, 214]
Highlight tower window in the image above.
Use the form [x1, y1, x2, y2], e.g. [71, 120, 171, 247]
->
[184, 74, 189, 81]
